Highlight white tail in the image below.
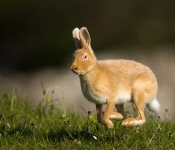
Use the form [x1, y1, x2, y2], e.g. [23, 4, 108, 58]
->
[146, 98, 160, 114]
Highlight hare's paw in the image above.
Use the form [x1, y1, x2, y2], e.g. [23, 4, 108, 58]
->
[104, 119, 114, 129]
[122, 118, 145, 127]
[97, 117, 113, 128]
[109, 112, 124, 120]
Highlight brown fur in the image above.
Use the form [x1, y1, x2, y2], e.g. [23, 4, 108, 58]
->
[71, 27, 160, 128]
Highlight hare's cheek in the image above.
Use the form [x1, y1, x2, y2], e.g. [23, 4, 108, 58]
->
[84, 63, 89, 70]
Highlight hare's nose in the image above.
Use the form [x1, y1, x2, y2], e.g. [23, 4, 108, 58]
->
[71, 65, 77, 71]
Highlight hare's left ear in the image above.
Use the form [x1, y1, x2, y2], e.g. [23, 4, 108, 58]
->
[72, 27, 81, 49]
[80, 27, 91, 49]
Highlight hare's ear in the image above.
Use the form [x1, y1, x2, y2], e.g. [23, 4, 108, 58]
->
[72, 27, 81, 49]
[80, 27, 91, 49]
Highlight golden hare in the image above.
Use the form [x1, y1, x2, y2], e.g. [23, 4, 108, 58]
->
[71, 27, 160, 129]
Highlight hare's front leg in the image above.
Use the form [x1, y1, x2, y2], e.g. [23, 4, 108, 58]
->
[96, 102, 124, 128]
[96, 102, 114, 128]
[103, 99, 117, 129]
[96, 104, 105, 125]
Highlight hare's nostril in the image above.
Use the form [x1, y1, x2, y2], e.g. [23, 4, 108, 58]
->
[71, 66, 77, 72]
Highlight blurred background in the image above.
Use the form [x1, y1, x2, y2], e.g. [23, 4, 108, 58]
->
[0, 1, 175, 119]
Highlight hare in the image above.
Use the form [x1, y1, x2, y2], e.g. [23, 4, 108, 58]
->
[71, 27, 160, 129]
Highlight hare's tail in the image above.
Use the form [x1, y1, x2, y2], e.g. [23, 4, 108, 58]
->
[146, 98, 160, 114]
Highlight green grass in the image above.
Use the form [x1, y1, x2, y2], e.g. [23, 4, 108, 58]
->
[0, 89, 174, 150]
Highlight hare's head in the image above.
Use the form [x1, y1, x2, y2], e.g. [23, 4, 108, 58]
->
[71, 27, 97, 75]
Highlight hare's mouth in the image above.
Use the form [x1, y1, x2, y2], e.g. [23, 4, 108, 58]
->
[71, 66, 85, 75]
[71, 69, 84, 75]
[72, 69, 79, 74]
[71, 69, 80, 75]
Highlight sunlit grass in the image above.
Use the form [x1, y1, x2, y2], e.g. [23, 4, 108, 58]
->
[0, 89, 174, 150]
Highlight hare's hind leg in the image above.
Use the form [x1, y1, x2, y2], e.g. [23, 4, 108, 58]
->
[122, 88, 146, 127]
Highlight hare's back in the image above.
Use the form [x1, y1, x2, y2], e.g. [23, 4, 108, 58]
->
[98, 59, 152, 75]
[97, 59, 157, 96]
[97, 59, 157, 85]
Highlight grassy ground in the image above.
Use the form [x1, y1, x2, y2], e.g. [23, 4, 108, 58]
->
[0, 89, 174, 150]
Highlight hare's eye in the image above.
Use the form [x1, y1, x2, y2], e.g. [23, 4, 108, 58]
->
[83, 54, 88, 59]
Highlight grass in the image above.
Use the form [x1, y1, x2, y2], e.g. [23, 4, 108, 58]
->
[0, 89, 174, 150]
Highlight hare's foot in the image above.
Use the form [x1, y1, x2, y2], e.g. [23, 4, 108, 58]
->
[103, 99, 118, 129]
[122, 117, 146, 127]
[104, 119, 114, 129]
[97, 117, 113, 128]
[109, 112, 124, 120]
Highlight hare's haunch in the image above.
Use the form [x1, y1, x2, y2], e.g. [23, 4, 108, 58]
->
[71, 27, 160, 129]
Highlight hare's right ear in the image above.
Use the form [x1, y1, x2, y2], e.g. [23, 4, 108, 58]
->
[80, 27, 91, 49]
[72, 27, 81, 49]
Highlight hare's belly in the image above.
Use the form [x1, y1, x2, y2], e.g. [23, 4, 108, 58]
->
[81, 86, 131, 105]
[82, 88, 131, 104]
[80, 79, 131, 104]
